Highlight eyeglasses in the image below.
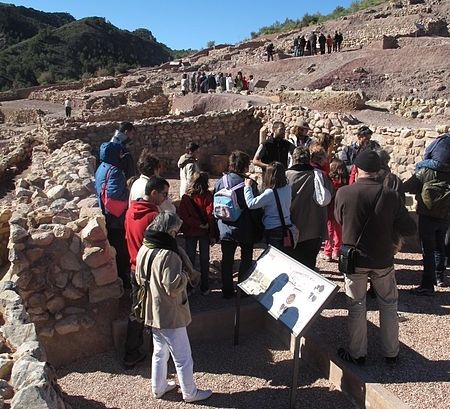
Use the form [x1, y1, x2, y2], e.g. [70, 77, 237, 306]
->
[161, 191, 169, 198]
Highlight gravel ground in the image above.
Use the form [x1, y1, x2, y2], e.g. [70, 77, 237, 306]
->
[58, 248, 449, 409]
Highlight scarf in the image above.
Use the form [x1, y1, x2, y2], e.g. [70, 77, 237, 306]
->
[143, 229, 179, 254]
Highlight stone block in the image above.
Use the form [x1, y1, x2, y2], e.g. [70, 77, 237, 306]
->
[59, 251, 81, 271]
[45, 185, 67, 200]
[26, 248, 44, 264]
[28, 230, 54, 247]
[54, 315, 80, 335]
[80, 217, 107, 242]
[46, 297, 65, 314]
[10, 225, 28, 243]
[0, 324, 38, 349]
[82, 246, 112, 269]
[52, 225, 72, 239]
[62, 285, 84, 300]
[89, 279, 123, 303]
[0, 379, 14, 399]
[0, 356, 13, 380]
[91, 261, 118, 286]
[11, 359, 46, 390]
[13, 341, 46, 362]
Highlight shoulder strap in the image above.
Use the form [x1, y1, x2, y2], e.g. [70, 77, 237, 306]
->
[355, 187, 383, 248]
[143, 249, 159, 289]
[273, 189, 287, 230]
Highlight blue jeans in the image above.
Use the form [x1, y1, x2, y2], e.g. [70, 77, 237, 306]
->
[418, 215, 449, 289]
[185, 236, 210, 292]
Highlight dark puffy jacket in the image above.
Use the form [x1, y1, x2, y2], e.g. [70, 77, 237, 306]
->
[95, 142, 129, 228]
[214, 172, 263, 244]
[403, 165, 450, 220]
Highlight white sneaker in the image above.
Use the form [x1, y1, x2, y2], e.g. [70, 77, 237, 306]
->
[153, 380, 177, 399]
[184, 389, 212, 403]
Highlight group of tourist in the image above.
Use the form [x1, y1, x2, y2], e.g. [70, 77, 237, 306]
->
[265, 30, 344, 61]
[94, 120, 450, 401]
[181, 71, 257, 95]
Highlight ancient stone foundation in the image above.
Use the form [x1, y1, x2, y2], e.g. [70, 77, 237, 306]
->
[4, 140, 122, 367]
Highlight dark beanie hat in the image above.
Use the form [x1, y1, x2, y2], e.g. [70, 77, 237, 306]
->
[354, 150, 381, 172]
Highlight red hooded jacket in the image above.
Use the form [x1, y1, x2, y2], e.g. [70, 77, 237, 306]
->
[125, 199, 159, 272]
[178, 192, 215, 239]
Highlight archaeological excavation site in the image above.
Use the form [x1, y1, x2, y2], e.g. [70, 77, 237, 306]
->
[0, 0, 449, 408]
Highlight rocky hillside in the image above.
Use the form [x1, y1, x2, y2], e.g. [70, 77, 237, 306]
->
[0, 5, 172, 91]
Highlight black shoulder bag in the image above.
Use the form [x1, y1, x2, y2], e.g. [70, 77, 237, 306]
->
[338, 187, 383, 274]
[273, 189, 294, 248]
[134, 249, 159, 323]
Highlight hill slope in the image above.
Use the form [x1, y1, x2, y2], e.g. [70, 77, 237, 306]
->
[0, 7, 172, 91]
[0, 2, 74, 50]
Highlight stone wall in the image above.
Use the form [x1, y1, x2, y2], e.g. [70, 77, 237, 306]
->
[5, 140, 122, 367]
[42, 109, 262, 174]
[82, 95, 170, 122]
[4, 109, 45, 126]
[390, 96, 450, 119]
[0, 282, 67, 408]
[0, 135, 37, 185]
[253, 103, 446, 179]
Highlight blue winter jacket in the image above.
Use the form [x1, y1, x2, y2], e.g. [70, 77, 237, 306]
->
[95, 142, 129, 228]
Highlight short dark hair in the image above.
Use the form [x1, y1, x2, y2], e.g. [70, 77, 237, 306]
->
[186, 142, 200, 153]
[228, 151, 250, 174]
[264, 162, 287, 190]
[272, 121, 285, 131]
[292, 147, 310, 165]
[144, 176, 169, 196]
[357, 126, 373, 138]
[119, 122, 135, 133]
[137, 149, 160, 177]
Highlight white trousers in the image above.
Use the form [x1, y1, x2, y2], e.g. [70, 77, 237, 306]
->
[152, 327, 197, 399]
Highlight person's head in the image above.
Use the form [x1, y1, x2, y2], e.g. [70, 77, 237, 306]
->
[316, 133, 334, 153]
[182, 73, 187, 79]
[144, 176, 170, 205]
[264, 162, 287, 190]
[297, 120, 310, 137]
[376, 149, 391, 171]
[249, 75, 254, 80]
[291, 147, 310, 165]
[137, 149, 161, 177]
[186, 142, 200, 157]
[354, 150, 381, 178]
[272, 121, 286, 139]
[186, 171, 209, 196]
[118, 122, 136, 141]
[148, 211, 183, 238]
[310, 146, 328, 167]
[329, 158, 348, 182]
[228, 151, 250, 174]
[356, 125, 373, 147]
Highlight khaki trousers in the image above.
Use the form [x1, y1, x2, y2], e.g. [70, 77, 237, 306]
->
[344, 266, 399, 359]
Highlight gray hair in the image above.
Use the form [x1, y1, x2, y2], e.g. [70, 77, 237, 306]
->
[148, 211, 183, 233]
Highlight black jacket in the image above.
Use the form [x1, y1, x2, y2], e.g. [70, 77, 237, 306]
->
[335, 178, 416, 269]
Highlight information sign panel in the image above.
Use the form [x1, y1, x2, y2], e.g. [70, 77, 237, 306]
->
[238, 246, 338, 337]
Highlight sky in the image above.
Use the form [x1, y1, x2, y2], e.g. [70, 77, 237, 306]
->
[6, 0, 355, 50]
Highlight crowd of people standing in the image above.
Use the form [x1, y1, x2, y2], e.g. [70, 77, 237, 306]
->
[93, 120, 449, 401]
[181, 71, 257, 95]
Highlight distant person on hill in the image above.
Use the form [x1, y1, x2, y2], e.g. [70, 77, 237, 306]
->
[217, 72, 226, 92]
[248, 75, 256, 93]
[234, 71, 244, 92]
[333, 31, 339, 52]
[196, 72, 205, 93]
[266, 42, 275, 61]
[293, 36, 300, 57]
[207, 73, 217, 92]
[226, 73, 234, 92]
[337, 31, 344, 51]
[310, 32, 317, 55]
[190, 72, 197, 93]
[181, 73, 189, 96]
[318, 33, 326, 55]
[299, 35, 306, 56]
[326, 34, 333, 54]
[64, 97, 72, 118]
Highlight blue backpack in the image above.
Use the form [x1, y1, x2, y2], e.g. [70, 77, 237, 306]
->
[213, 175, 245, 222]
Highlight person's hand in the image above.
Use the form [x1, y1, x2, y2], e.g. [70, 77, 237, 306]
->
[245, 178, 253, 187]
[210, 238, 216, 246]
[200, 223, 209, 229]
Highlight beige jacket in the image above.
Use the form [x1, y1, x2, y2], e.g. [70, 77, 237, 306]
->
[135, 245, 198, 329]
